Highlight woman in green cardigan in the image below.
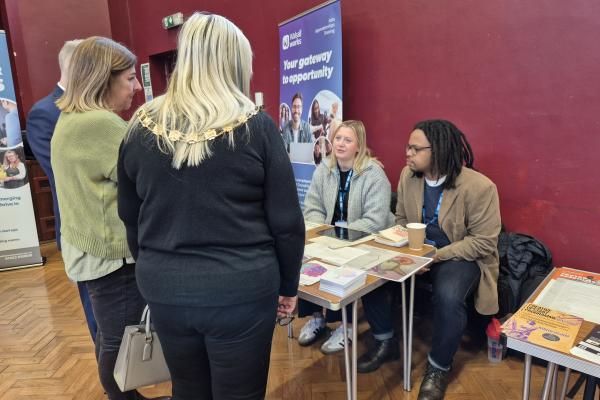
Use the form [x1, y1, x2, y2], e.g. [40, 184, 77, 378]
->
[51, 37, 165, 400]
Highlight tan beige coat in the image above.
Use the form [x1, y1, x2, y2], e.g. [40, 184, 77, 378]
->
[396, 166, 501, 315]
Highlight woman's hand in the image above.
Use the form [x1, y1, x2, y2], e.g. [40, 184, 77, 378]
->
[277, 295, 297, 318]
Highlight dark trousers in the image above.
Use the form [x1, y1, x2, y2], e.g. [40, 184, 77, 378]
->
[363, 260, 481, 369]
[428, 259, 480, 369]
[298, 299, 353, 323]
[297, 287, 393, 336]
[76, 281, 97, 340]
[149, 293, 279, 400]
[85, 264, 146, 400]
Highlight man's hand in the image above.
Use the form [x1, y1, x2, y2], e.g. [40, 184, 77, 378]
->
[417, 252, 439, 275]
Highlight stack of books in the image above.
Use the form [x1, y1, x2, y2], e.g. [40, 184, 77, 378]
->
[375, 225, 409, 247]
[319, 267, 367, 297]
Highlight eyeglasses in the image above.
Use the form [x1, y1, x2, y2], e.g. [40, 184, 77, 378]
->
[405, 144, 431, 154]
[276, 315, 295, 326]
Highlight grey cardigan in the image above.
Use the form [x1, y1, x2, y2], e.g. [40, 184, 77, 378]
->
[303, 159, 395, 233]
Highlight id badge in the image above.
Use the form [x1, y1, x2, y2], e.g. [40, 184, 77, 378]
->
[335, 221, 348, 228]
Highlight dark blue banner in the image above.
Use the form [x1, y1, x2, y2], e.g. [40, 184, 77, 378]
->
[279, 0, 342, 207]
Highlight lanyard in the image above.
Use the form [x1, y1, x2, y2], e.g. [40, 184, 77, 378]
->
[338, 169, 353, 221]
[422, 192, 444, 225]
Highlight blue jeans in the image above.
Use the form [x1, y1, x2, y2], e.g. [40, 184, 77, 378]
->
[427, 259, 480, 369]
[85, 263, 146, 400]
[362, 259, 481, 369]
[76, 281, 97, 341]
[149, 293, 278, 400]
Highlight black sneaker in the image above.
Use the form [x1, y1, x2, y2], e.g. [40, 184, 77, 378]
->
[417, 361, 450, 400]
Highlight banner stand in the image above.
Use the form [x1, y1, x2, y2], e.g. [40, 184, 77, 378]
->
[279, 0, 343, 207]
[0, 30, 44, 271]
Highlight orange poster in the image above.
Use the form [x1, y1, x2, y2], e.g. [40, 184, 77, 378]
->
[550, 267, 600, 286]
[502, 303, 583, 353]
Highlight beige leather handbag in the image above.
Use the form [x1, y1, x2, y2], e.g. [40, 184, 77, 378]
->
[113, 305, 171, 392]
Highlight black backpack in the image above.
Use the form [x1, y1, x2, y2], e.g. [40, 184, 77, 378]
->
[497, 230, 552, 319]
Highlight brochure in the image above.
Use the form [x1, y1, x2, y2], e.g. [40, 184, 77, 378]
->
[502, 303, 583, 353]
[299, 260, 336, 286]
[319, 267, 367, 297]
[535, 268, 600, 324]
[366, 253, 433, 282]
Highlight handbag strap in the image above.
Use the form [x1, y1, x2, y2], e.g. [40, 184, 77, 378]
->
[140, 305, 153, 342]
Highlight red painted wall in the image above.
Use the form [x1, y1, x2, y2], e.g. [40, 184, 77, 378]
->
[1, 0, 112, 121]
[107, 0, 600, 271]
[2, 0, 596, 270]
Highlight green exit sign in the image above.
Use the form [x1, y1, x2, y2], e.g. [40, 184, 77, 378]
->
[162, 12, 184, 29]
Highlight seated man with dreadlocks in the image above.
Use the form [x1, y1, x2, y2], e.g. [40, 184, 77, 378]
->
[356, 119, 501, 400]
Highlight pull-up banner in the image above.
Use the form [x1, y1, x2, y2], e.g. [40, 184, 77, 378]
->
[0, 30, 43, 271]
[279, 0, 343, 207]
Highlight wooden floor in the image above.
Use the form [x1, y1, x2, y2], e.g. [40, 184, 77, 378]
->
[0, 243, 590, 399]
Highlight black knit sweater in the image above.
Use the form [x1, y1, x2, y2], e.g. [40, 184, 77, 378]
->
[117, 111, 304, 306]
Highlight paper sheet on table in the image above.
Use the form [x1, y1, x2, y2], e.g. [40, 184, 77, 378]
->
[303, 243, 369, 266]
[309, 234, 376, 249]
[343, 245, 398, 271]
[534, 278, 600, 324]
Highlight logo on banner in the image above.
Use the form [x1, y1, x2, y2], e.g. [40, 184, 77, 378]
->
[282, 29, 302, 50]
[282, 34, 290, 50]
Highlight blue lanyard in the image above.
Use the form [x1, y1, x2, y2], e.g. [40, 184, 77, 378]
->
[422, 192, 444, 225]
[338, 169, 353, 221]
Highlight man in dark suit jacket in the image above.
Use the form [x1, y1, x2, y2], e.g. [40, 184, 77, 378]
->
[26, 40, 98, 341]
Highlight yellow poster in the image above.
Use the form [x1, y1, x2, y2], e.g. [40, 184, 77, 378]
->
[502, 303, 583, 353]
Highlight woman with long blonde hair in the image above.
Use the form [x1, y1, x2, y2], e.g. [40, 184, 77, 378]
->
[119, 13, 303, 399]
[299, 120, 396, 356]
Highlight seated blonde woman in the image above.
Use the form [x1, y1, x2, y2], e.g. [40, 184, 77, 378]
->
[299, 120, 395, 354]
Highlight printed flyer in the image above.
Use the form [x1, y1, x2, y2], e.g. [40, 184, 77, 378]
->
[502, 303, 583, 353]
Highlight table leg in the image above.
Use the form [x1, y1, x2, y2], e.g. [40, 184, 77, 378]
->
[401, 281, 408, 391]
[406, 275, 416, 392]
[522, 353, 532, 400]
[342, 306, 352, 400]
[352, 300, 358, 400]
[550, 364, 559, 400]
[541, 363, 556, 400]
[559, 368, 570, 400]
